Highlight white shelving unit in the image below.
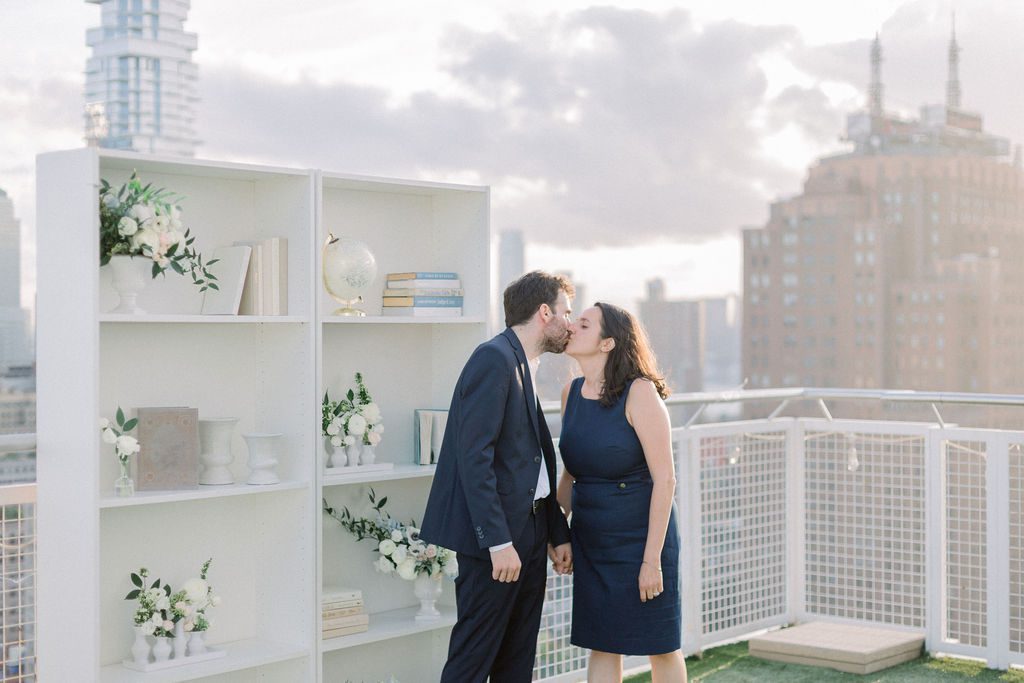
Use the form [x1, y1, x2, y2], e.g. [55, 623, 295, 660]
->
[37, 149, 490, 682]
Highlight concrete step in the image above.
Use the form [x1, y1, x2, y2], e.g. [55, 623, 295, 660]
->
[748, 621, 925, 675]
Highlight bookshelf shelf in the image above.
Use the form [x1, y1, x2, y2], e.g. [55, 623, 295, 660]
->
[98, 638, 310, 683]
[320, 605, 457, 653]
[323, 464, 435, 487]
[99, 480, 310, 509]
[321, 315, 486, 325]
[99, 314, 309, 324]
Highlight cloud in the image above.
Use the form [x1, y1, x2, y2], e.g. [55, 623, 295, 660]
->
[199, 7, 811, 248]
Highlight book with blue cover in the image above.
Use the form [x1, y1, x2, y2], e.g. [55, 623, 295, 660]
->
[382, 296, 463, 307]
[386, 272, 458, 280]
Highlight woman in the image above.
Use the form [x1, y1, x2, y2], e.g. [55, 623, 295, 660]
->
[557, 302, 686, 683]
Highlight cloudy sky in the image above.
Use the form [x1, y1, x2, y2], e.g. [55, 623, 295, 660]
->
[3, 0, 1022, 312]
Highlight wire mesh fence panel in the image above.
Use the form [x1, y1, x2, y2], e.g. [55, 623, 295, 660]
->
[0, 485, 34, 682]
[944, 440, 988, 649]
[803, 429, 926, 627]
[698, 429, 788, 638]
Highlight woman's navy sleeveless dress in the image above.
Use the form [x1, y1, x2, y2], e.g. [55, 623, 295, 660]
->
[558, 377, 681, 655]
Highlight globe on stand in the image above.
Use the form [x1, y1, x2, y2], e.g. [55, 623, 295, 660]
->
[322, 233, 377, 316]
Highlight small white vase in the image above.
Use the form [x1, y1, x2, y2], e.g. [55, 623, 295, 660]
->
[130, 626, 151, 665]
[326, 437, 347, 468]
[344, 443, 361, 467]
[107, 254, 149, 315]
[152, 635, 172, 662]
[199, 418, 238, 485]
[187, 630, 207, 656]
[360, 443, 377, 465]
[414, 574, 443, 621]
[243, 432, 282, 485]
[173, 621, 187, 659]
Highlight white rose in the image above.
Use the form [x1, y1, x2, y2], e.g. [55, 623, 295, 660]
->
[150, 614, 162, 627]
[162, 620, 174, 631]
[130, 203, 154, 223]
[130, 227, 160, 254]
[155, 596, 170, 611]
[326, 421, 340, 436]
[153, 214, 170, 232]
[99, 418, 110, 429]
[377, 556, 394, 574]
[182, 578, 208, 604]
[174, 601, 186, 611]
[426, 545, 437, 558]
[394, 545, 409, 564]
[361, 403, 381, 423]
[367, 431, 382, 446]
[102, 428, 117, 444]
[118, 216, 139, 236]
[444, 556, 459, 577]
[396, 558, 417, 581]
[390, 529, 403, 543]
[141, 621, 155, 635]
[116, 435, 140, 455]
[343, 435, 356, 446]
[330, 435, 343, 448]
[347, 414, 367, 436]
[378, 539, 396, 556]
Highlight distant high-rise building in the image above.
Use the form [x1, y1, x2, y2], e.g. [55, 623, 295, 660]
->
[0, 190, 19, 309]
[639, 279, 703, 394]
[703, 294, 742, 391]
[744, 29, 1024, 393]
[84, 0, 199, 156]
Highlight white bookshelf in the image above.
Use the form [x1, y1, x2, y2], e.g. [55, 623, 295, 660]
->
[37, 148, 490, 682]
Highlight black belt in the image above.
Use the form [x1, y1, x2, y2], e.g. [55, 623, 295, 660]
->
[531, 497, 546, 516]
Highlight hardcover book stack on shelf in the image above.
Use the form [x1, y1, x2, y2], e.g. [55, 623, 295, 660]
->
[382, 272, 462, 317]
[322, 587, 369, 639]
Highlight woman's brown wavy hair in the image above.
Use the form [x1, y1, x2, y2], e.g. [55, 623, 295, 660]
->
[594, 302, 670, 408]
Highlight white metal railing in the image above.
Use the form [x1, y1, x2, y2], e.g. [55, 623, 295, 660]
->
[0, 434, 36, 682]
[533, 389, 1024, 680]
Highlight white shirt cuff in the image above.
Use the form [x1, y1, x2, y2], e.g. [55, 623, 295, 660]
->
[489, 541, 514, 553]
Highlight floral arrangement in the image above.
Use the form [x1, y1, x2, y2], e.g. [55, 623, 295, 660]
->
[323, 488, 457, 581]
[169, 558, 221, 633]
[125, 568, 175, 637]
[322, 372, 384, 448]
[100, 406, 140, 467]
[99, 171, 219, 292]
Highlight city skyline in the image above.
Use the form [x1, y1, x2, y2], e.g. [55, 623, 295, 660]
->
[3, 1, 1022, 315]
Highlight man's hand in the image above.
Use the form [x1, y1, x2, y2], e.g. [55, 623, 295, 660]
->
[548, 543, 573, 575]
[490, 546, 522, 582]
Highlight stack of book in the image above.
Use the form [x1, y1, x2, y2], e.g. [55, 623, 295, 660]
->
[382, 272, 463, 317]
[235, 237, 288, 315]
[322, 587, 369, 639]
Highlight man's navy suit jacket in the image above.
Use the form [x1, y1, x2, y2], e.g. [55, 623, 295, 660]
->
[421, 328, 571, 558]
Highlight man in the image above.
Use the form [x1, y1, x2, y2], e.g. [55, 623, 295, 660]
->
[420, 270, 575, 683]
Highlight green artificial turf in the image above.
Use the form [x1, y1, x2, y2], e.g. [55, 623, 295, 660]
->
[622, 642, 1024, 682]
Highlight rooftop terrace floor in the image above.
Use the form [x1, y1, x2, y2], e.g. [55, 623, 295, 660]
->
[625, 642, 1024, 682]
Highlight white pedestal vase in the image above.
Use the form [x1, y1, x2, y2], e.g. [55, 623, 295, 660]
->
[173, 621, 187, 659]
[152, 636, 172, 663]
[414, 574, 443, 621]
[344, 443, 361, 467]
[243, 433, 282, 485]
[130, 626, 151, 666]
[326, 438, 347, 469]
[187, 631, 207, 656]
[360, 444, 377, 465]
[107, 255, 150, 315]
[199, 418, 238, 485]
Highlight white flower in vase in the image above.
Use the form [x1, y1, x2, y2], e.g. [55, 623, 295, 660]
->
[117, 216, 139, 237]
[390, 529, 403, 543]
[377, 556, 394, 574]
[102, 428, 117, 444]
[367, 430, 382, 446]
[378, 539, 396, 556]
[129, 203, 154, 224]
[392, 545, 407, 563]
[347, 414, 368, 436]
[116, 434, 140, 456]
[343, 434, 356, 446]
[326, 420, 341, 436]
[444, 556, 459, 577]
[330, 435, 343, 448]
[396, 558, 417, 581]
[140, 620, 155, 636]
[362, 403, 382, 424]
[182, 578, 209, 604]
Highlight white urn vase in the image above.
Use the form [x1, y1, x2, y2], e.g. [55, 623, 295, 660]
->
[187, 630, 207, 656]
[151, 635, 172, 662]
[173, 621, 187, 659]
[344, 443, 361, 467]
[414, 574, 443, 621]
[130, 626, 151, 665]
[107, 255, 149, 315]
[360, 443, 377, 465]
[243, 432, 283, 485]
[199, 418, 238, 485]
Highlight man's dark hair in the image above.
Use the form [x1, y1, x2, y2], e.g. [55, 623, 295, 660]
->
[503, 271, 575, 328]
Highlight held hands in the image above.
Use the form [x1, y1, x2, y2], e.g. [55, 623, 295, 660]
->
[638, 560, 663, 602]
[490, 546, 522, 583]
[548, 543, 573, 575]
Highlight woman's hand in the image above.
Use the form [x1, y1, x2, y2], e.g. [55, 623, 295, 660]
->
[638, 561, 663, 602]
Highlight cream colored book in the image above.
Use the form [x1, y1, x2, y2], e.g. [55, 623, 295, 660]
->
[322, 623, 370, 639]
[322, 605, 363, 619]
[322, 613, 370, 630]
